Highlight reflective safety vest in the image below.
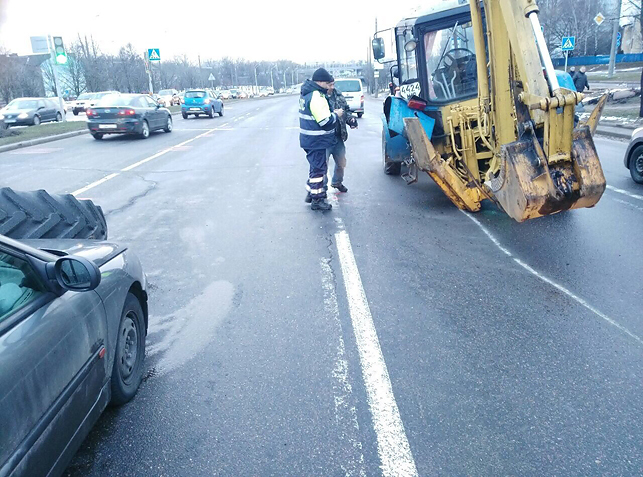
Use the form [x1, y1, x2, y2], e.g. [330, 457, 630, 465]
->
[299, 86, 338, 150]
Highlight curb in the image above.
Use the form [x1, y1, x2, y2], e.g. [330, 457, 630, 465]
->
[0, 129, 90, 154]
[595, 126, 634, 140]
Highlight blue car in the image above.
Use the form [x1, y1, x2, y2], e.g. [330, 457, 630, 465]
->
[181, 90, 223, 119]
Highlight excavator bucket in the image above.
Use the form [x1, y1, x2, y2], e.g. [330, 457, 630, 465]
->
[492, 127, 606, 222]
[404, 118, 482, 212]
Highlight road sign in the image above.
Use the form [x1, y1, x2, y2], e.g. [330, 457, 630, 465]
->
[30, 36, 49, 54]
[594, 13, 605, 26]
[562, 36, 575, 51]
[148, 48, 160, 62]
[208, 73, 215, 81]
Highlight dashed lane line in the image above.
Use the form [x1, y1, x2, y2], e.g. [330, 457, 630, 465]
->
[462, 210, 643, 346]
[607, 184, 643, 202]
[335, 229, 419, 476]
[72, 127, 221, 197]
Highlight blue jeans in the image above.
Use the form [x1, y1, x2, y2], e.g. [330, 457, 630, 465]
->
[327, 141, 346, 185]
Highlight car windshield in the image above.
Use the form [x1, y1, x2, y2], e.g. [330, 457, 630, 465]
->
[96, 95, 138, 107]
[185, 91, 206, 98]
[77, 93, 92, 100]
[334, 80, 361, 93]
[158, 90, 174, 96]
[94, 92, 113, 99]
[5, 99, 38, 110]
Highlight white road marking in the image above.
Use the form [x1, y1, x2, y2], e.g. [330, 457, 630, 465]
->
[607, 184, 643, 202]
[72, 127, 220, 196]
[613, 197, 643, 212]
[320, 258, 366, 477]
[462, 211, 643, 346]
[335, 230, 419, 477]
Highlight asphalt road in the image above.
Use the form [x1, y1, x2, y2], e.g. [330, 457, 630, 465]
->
[2, 95, 642, 476]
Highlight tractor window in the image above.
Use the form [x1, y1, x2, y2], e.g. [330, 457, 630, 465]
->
[397, 30, 418, 84]
[424, 22, 478, 103]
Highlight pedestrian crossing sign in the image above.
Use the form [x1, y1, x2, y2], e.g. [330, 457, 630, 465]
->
[148, 48, 161, 61]
[562, 37, 575, 51]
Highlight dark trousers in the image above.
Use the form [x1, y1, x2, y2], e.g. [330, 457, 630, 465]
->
[304, 148, 329, 199]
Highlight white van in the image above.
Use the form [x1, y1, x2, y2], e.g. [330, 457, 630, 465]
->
[334, 78, 364, 117]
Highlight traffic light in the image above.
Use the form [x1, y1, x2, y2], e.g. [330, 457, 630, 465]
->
[53, 37, 67, 65]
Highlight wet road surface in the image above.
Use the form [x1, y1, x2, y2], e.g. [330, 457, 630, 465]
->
[2, 95, 641, 475]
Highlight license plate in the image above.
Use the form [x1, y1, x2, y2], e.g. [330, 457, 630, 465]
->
[189, 107, 201, 111]
[98, 124, 117, 129]
[5, 119, 16, 123]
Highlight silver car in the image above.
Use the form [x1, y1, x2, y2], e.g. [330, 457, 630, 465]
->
[0, 232, 148, 476]
[624, 126, 643, 184]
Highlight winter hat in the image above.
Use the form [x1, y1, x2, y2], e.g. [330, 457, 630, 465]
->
[312, 68, 334, 83]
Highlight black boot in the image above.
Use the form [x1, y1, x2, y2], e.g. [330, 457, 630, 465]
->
[305, 192, 312, 203]
[311, 198, 332, 211]
[332, 183, 348, 193]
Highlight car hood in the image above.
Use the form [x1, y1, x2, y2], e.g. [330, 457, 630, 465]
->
[1, 108, 34, 115]
[21, 239, 127, 267]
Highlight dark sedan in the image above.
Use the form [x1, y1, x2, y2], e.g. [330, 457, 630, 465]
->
[86, 94, 173, 140]
[0, 232, 148, 477]
[0, 98, 64, 126]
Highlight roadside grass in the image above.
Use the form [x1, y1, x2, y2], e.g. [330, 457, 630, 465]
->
[0, 121, 86, 147]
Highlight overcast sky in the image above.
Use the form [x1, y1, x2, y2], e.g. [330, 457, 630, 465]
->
[0, 0, 430, 63]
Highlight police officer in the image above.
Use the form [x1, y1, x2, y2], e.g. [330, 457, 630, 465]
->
[299, 68, 344, 211]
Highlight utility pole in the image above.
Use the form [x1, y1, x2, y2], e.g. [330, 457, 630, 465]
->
[144, 50, 153, 94]
[270, 67, 274, 90]
[608, 0, 623, 78]
[283, 69, 287, 88]
[47, 35, 66, 121]
[254, 66, 258, 94]
[198, 55, 203, 87]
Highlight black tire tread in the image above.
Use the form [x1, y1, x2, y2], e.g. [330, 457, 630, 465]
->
[0, 187, 107, 240]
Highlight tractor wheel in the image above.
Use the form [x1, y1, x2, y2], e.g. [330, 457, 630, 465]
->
[0, 188, 107, 240]
[382, 129, 401, 175]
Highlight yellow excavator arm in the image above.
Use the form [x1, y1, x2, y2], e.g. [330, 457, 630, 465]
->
[401, 0, 606, 222]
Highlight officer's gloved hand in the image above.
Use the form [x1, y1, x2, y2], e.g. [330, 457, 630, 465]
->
[347, 117, 358, 129]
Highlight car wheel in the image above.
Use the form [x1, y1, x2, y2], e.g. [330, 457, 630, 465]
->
[140, 120, 150, 139]
[219, 105, 224, 117]
[73, 110, 79, 116]
[164, 115, 173, 133]
[92, 132, 103, 140]
[182, 112, 188, 119]
[56, 112, 62, 122]
[630, 144, 643, 184]
[32, 115, 41, 126]
[110, 293, 146, 406]
[357, 112, 364, 118]
[208, 107, 214, 118]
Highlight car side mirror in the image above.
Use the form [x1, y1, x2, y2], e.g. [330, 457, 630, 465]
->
[156, 103, 161, 109]
[49, 256, 101, 291]
[392, 66, 400, 79]
[372, 38, 385, 61]
[37, 106, 45, 111]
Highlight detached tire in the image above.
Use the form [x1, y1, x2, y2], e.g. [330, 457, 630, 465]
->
[110, 293, 146, 406]
[0, 188, 107, 240]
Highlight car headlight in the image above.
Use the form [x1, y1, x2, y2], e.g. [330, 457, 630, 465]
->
[18, 113, 29, 119]
[0, 114, 4, 120]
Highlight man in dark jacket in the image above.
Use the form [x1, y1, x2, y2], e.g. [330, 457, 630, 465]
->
[299, 68, 343, 211]
[574, 66, 590, 93]
[327, 81, 358, 193]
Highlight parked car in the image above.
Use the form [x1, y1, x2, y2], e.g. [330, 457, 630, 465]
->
[157, 89, 180, 107]
[258, 89, 269, 97]
[0, 207, 147, 477]
[182, 90, 223, 118]
[219, 90, 232, 100]
[72, 93, 96, 115]
[334, 78, 364, 117]
[237, 91, 248, 99]
[229, 89, 240, 99]
[86, 93, 173, 140]
[0, 97, 65, 126]
[624, 126, 643, 184]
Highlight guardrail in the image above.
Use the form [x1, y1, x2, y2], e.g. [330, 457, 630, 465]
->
[552, 53, 643, 67]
